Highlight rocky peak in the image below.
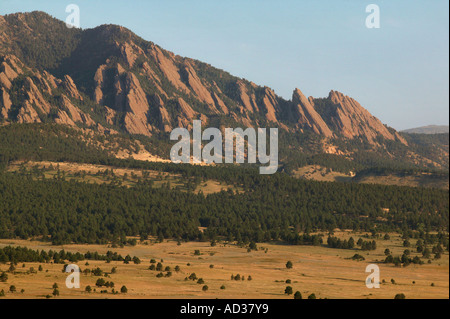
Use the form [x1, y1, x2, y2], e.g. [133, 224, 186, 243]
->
[116, 41, 145, 68]
[262, 87, 280, 123]
[323, 90, 407, 145]
[328, 90, 345, 104]
[237, 80, 258, 113]
[292, 88, 333, 137]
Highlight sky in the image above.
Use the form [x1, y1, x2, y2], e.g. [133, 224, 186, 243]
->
[1, 0, 448, 130]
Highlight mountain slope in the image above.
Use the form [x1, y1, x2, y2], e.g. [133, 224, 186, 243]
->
[402, 125, 449, 135]
[0, 11, 448, 172]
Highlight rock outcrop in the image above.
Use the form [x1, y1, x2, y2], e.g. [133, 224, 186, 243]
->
[0, 54, 97, 128]
[114, 70, 153, 136]
[149, 45, 190, 94]
[323, 90, 407, 145]
[24, 77, 51, 114]
[0, 55, 21, 90]
[292, 88, 333, 137]
[0, 12, 415, 155]
[123, 72, 149, 118]
[182, 62, 216, 108]
[152, 94, 172, 132]
[237, 80, 258, 113]
[0, 87, 12, 118]
[17, 101, 41, 123]
[59, 94, 95, 126]
[93, 64, 108, 104]
[0, 72, 11, 89]
[0, 61, 18, 82]
[62, 75, 83, 101]
[261, 87, 280, 123]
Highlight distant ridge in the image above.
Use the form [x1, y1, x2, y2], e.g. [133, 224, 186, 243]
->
[402, 125, 449, 134]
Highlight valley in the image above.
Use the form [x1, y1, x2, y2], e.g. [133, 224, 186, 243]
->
[0, 232, 448, 299]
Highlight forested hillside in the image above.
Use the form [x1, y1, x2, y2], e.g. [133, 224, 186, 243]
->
[0, 158, 448, 245]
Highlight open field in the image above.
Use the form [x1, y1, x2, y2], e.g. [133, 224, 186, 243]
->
[292, 165, 353, 183]
[7, 161, 241, 194]
[354, 172, 449, 190]
[0, 232, 448, 299]
[293, 165, 449, 189]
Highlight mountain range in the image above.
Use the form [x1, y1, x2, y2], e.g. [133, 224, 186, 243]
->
[402, 125, 449, 135]
[0, 11, 448, 173]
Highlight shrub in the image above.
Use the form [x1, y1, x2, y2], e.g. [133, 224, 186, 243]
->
[294, 291, 302, 299]
[284, 286, 293, 295]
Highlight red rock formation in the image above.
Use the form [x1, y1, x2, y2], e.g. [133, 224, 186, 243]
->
[93, 64, 108, 104]
[62, 75, 83, 101]
[182, 62, 216, 108]
[0, 72, 11, 89]
[261, 87, 280, 123]
[211, 92, 229, 114]
[124, 72, 149, 118]
[292, 88, 333, 137]
[152, 94, 172, 132]
[237, 80, 258, 113]
[0, 87, 11, 118]
[325, 90, 406, 145]
[149, 45, 190, 94]
[17, 101, 41, 123]
[0, 13, 415, 154]
[24, 77, 51, 114]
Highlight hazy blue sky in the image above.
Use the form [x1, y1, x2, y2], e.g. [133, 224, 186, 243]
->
[1, 0, 448, 130]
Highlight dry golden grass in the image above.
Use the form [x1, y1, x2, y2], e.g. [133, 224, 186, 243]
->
[356, 173, 449, 189]
[7, 161, 241, 194]
[292, 165, 449, 189]
[195, 180, 242, 195]
[293, 165, 353, 183]
[0, 232, 448, 299]
[8, 160, 172, 179]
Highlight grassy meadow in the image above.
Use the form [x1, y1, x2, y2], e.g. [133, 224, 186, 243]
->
[0, 232, 448, 299]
